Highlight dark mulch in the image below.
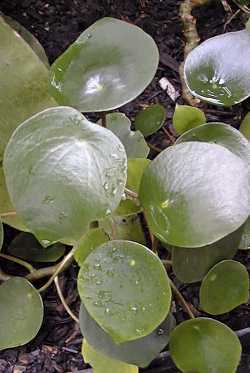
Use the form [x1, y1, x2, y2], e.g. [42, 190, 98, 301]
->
[0, 0, 249, 372]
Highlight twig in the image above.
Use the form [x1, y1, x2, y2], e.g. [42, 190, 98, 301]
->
[124, 187, 138, 200]
[169, 278, 195, 319]
[100, 112, 107, 127]
[54, 275, 79, 324]
[0, 211, 17, 218]
[148, 142, 162, 153]
[0, 267, 11, 281]
[0, 253, 35, 273]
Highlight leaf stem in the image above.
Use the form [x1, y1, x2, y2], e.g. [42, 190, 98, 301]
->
[100, 112, 107, 127]
[169, 278, 195, 319]
[0, 253, 35, 273]
[54, 275, 79, 324]
[0, 211, 17, 218]
[124, 187, 138, 200]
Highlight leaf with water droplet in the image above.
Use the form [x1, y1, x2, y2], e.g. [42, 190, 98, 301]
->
[170, 318, 242, 373]
[199, 260, 249, 315]
[106, 113, 149, 159]
[0, 277, 44, 350]
[3, 107, 127, 243]
[134, 104, 166, 137]
[78, 240, 171, 343]
[74, 228, 110, 266]
[139, 142, 250, 247]
[79, 303, 175, 367]
[184, 28, 250, 106]
[82, 339, 138, 373]
[0, 220, 3, 251]
[7, 232, 65, 262]
[173, 104, 206, 135]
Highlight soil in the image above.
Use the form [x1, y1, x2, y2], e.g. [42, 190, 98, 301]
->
[0, 0, 250, 372]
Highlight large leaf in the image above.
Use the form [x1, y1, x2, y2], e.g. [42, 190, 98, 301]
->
[172, 227, 242, 283]
[0, 277, 44, 350]
[0, 220, 3, 251]
[200, 260, 249, 315]
[134, 104, 166, 137]
[170, 318, 242, 373]
[0, 16, 55, 160]
[82, 340, 138, 373]
[184, 29, 250, 106]
[3, 107, 127, 244]
[240, 112, 250, 140]
[239, 217, 250, 250]
[139, 142, 250, 247]
[8, 232, 65, 262]
[106, 113, 149, 159]
[50, 17, 159, 112]
[173, 104, 206, 135]
[79, 303, 175, 368]
[77, 240, 171, 343]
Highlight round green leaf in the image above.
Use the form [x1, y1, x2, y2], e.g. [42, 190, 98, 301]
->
[82, 340, 138, 373]
[106, 113, 149, 159]
[172, 227, 242, 283]
[8, 232, 65, 262]
[239, 217, 250, 250]
[134, 104, 166, 137]
[240, 112, 250, 140]
[200, 260, 249, 315]
[176, 122, 250, 165]
[139, 142, 250, 247]
[79, 303, 175, 368]
[170, 318, 242, 373]
[3, 106, 127, 244]
[77, 240, 171, 343]
[74, 228, 110, 266]
[184, 29, 250, 106]
[50, 17, 159, 112]
[0, 277, 44, 350]
[173, 104, 206, 135]
[116, 158, 150, 216]
[0, 220, 3, 251]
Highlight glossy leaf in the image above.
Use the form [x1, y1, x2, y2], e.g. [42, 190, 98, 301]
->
[139, 142, 250, 247]
[176, 122, 250, 165]
[170, 318, 242, 373]
[0, 277, 44, 350]
[8, 232, 65, 262]
[172, 227, 242, 283]
[78, 240, 171, 343]
[0, 220, 3, 251]
[50, 17, 159, 112]
[106, 113, 149, 159]
[0, 15, 55, 160]
[80, 303, 175, 368]
[200, 260, 249, 315]
[3, 107, 127, 244]
[74, 228, 110, 266]
[116, 159, 150, 216]
[239, 217, 250, 250]
[173, 104, 206, 135]
[82, 340, 138, 373]
[240, 112, 250, 140]
[184, 29, 250, 106]
[134, 104, 166, 137]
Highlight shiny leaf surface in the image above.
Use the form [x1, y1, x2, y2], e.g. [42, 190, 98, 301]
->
[173, 104, 206, 135]
[240, 112, 250, 140]
[134, 104, 166, 137]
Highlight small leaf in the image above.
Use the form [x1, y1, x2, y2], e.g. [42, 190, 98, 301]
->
[50, 17, 159, 112]
[239, 217, 250, 250]
[74, 228, 110, 266]
[184, 29, 250, 106]
[77, 240, 171, 343]
[82, 339, 138, 373]
[79, 303, 175, 368]
[170, 318, 242, 373]
[8, 232, 65, 262]
[0, 220, 3, 251]
[116, 158, 150, 216]
[240, 112, 250, 140]
[200, 260, 249, 315]
[139, 142, 250, 247]
[99, 215, 146, 245]
[172, 227, 242, 283]
[134, 104, 166, 137]
[0, 277, 44, 350]
[106, 113, 149, 159]
[3, 107, 127, 244]
[173, 104, 206, 135]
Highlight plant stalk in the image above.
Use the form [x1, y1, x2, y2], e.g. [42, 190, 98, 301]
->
[169, 278, 195, 319]
[0, 253, 35, 273]
[54, 275, 79, 324]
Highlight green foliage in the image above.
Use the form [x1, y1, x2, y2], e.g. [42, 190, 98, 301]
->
[200, 260, 249, 315]
[0, 277, 43, 350]
[170, 318, 242, 373]
[240, 112, 250, 140]
[134, 104, 166, 137]
[173, 104, 206, 135]
[50, 17, 159, 112]
[77, 240, 171, 343]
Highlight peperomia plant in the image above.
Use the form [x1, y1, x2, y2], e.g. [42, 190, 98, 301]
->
[0, 12, 250, 373]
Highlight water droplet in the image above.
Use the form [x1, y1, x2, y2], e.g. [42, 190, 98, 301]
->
[43, 195, 54, 204]
[103, 182, 109, 191]
[111, 153, 119, 160]
[112, 247, 117, 252]
[142, 306, 146, 311]
[121, 193, 126, 200]
[157, 328, 164, 336]
[106, 208, 111, 215]
[94, 263, 101, 269]
[87, 33, 92, 39]
[111, 187, 117, 196]
[130, 259, 136, 267]
[131, 306, 137, 312]
[135, 280, 139, 285]
[105, 308, 110, 314]
[27, 293, 33, 299]
[210, 274, 217, 282]
[95, 280, 102, 285]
